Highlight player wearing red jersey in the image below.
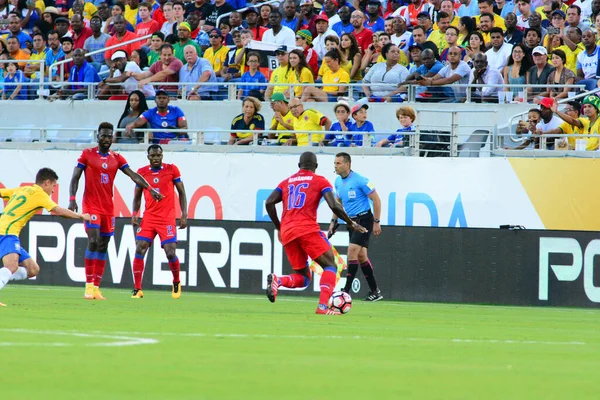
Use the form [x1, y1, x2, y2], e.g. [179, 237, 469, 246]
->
[265, 152, 367, 315]
[131, 145, 187, 299]
[69, 122, 164, 301]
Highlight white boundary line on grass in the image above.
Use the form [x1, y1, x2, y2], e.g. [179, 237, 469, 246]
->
[0, 329, 159, 347]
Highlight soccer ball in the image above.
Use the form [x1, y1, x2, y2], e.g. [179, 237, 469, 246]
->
[328, 291, 352, 314]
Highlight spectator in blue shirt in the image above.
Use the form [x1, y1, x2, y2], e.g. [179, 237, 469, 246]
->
[6, 15, 32, 48]
[45, 30, 65, 82]
[237, 51, 267, 100]
[326, 100, 353, 146]
[364, 0, 385, 33]
[332, 6, 354, 36]
[2, 59, 26, 100]
[179, 44, 217, 100]
[349, 104, 375, 146]
[59, 48, 101, 99]
[376, 106, 416, 147]
[126, 89, 189, 143]
[281, 0, 299, 31]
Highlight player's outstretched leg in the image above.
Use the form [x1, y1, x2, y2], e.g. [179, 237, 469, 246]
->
[267, 270, 311, 303]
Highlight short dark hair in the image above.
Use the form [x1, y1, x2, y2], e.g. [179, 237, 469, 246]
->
[47, 30, 59, 38]
[490, 27, 505, 36]
[437, 11, 450, 21]
[480, 12, 494, 21]
[568, 4, 581, 15]
[147, 144, 163, 154]
[446, 26, 459, 35]
[36, 168, 59, 184]
[566, 100, 581, 115]
[524, 27, 541, 38]
[152, 31, 165, 41]
[98, 121, 114, 132]
[336, 152, 351, 163]
[160, 43, 174, 52]
[528, 108, 542, 117]
[478, 0, 493, 5]
[32, 32, 46, 41]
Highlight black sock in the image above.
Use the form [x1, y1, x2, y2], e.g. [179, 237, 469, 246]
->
[360, 260, 379, 293]
[344, 260, 359, 292]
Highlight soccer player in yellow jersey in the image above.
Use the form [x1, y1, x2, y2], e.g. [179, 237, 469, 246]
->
[0, 168, 91, 306]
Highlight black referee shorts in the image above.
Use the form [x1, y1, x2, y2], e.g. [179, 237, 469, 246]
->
[346, 210, 374, 248]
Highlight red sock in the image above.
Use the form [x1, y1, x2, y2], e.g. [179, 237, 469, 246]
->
[93, 254, 107, 287]
[168, 257, 180, 283]
[84, 251, 95, 284]
[278, 273, 309, 288]
[133, 255, 145, 290]
[318, 267, 337, 305]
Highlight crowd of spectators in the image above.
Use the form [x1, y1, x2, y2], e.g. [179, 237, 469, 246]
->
[2, 0, 600, 149]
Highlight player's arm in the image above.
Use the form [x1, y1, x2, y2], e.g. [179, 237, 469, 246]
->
[323, 191, 367, 233]
[368, 190, 382, 236]
[68, 166, 84, 212]
[175, 180, 188, 229]
[131, 185, 144, 226]
[51, 206, 91, 221]
[265, 188, 282, 231]
[122, 167, 165, 201]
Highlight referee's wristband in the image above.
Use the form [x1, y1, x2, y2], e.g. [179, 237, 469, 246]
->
[374, 219, 381, 223]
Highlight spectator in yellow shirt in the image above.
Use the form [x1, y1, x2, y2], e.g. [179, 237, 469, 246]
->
[287, 98, 332, 146]
[264, 45, 293, 100]
[545, 100, 594, 150]
[427, 12, 451, 52]
[301, 48, 350, 102]
[475, 0, 506, 30]
[546, 25, 584, 74]
[203, 28, 229, 77]
[125, 0, 140, 26]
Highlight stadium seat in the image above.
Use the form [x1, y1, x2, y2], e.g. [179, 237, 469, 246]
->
[202, 127, 226, 145]
[459, 130, 490, 158]
[10, 125, 38, 142]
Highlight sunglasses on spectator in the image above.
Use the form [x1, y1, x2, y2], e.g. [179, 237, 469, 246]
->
[209, 34, 220, 38]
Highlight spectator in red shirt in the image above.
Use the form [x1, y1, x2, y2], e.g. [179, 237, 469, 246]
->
[136, 2, 161, 38]
[297, 0, 319, 37]
[104, 15, 143, 66]
[351, 10, 373, 53]
[244, 7, 266, 41]
[129, 43, 183, 97]
[152, 0, 168, 27]
[71, 14, 93, 49]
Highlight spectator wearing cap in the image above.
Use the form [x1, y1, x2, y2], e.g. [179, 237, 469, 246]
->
[2, 15, 32, 48]
[244, 7, 267, 41]
[281, 0, 299, 31]
[323, 0, 342, 26]
[237, 51, 267, 100]
[544, 100, 595, 150]
[313, 13, 339, 60]
[545, 11, 566, 46]
[351, 11, 374, 54]
[135, 2, 161, 37]
[174, 21, 201, 63]
[547, 25, 584, 74]
[126, 89, 188, 143]
[203, 27, 228, 77]
[535, 97, 563, 149]
[84, 15, 110, 70]
[228, 96, 265, 145]
[130, 43, 183, 97]
[365, 0, 385, 33]
[391, 15, 412, 53]
[179, 44, 217, 100]
[296, 29, 319, 78]
[55, 17, 71, 38]
[287, 97, 333, 146]
[325, 100, 353, 146]
[41, 7, 59, 27]
[576, 29, 598, 90]
[61, 48, 101, 98]
[268, 92, 295, 144]
[104, 15, 143, 66]
[580, 95, 600, 148]
[297, 0, 319, 37]
[363, 43, 409, 102]
[415, 12, 433, 36]
[332, 6, 354, 36]
[262, 10, 296, 50]
[527, 45, 554, 99]
[203, 0, 235, 29]
[348, 103, 375, 146]
[98, 50, 156, 99]
[265, 45, 292, 100]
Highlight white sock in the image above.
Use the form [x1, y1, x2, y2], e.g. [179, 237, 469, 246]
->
[9, 267, 28, 281]
[0, 267, 13, 290]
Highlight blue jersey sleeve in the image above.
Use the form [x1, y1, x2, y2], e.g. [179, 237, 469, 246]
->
[358, 174, 375, 196]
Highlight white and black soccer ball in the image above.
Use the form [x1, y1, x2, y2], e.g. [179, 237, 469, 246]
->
[328, 291, 352, 314]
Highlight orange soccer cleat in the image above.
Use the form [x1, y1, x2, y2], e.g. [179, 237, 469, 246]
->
[84, 283, 95, 300]
[172, 282, 181, 299]
[93, 287, 106, 300]
[131, 289, 144, 299]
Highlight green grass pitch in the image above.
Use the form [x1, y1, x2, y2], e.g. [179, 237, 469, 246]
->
[1, 285, 599, 400]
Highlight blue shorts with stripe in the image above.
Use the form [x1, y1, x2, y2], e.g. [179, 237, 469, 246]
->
[0, 235, 31, 263]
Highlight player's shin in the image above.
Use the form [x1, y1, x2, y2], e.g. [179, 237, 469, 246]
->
[168, 256, 180, 283]
[93, 252, 107, 287]
[9, 267, 28, 281]
[84, 249, 97, 284]
[0, 267, 13, 290]
[133, 254, 145, 290]
[318, 266, 337, 306]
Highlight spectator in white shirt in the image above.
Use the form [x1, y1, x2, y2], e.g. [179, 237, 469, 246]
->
[312, 14, 339, 60]
[97, 50, 156, 99]
[261, 10, 296, 49]
[469, 53, 504, 102]
[419, 46, 471, 102]
[485, 27, 513, 71]
[576, 29, 598, 90]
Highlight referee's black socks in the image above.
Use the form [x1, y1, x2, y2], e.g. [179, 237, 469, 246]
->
[344, 260, 360, 292]
[360, 260, 379, 293]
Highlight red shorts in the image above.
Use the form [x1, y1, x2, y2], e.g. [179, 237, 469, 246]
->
[135, 219, 177, 246]
[284, 231, 331, 270]
[84, 213, 115, 237]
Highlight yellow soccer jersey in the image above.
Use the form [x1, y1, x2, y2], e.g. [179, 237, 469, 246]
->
[293, 109, 327, 146]
[203, 46, 229, 74]
[288, 67, 314, 97]
[0, 185, 58, 236]
[322, 68, 350, 94]
[269, 65, 293, 94]
[270, 110, 295, 144]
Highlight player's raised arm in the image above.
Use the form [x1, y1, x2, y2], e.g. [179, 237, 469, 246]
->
[52, 206, 91, 221]
[131, 186, 144, 227]
[122, 167, 165, 201]
[68, 166, 84, 212]
[265, 188, 283, 231]
[175, 180, 188, 229]
[323, 191, 367, 233]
